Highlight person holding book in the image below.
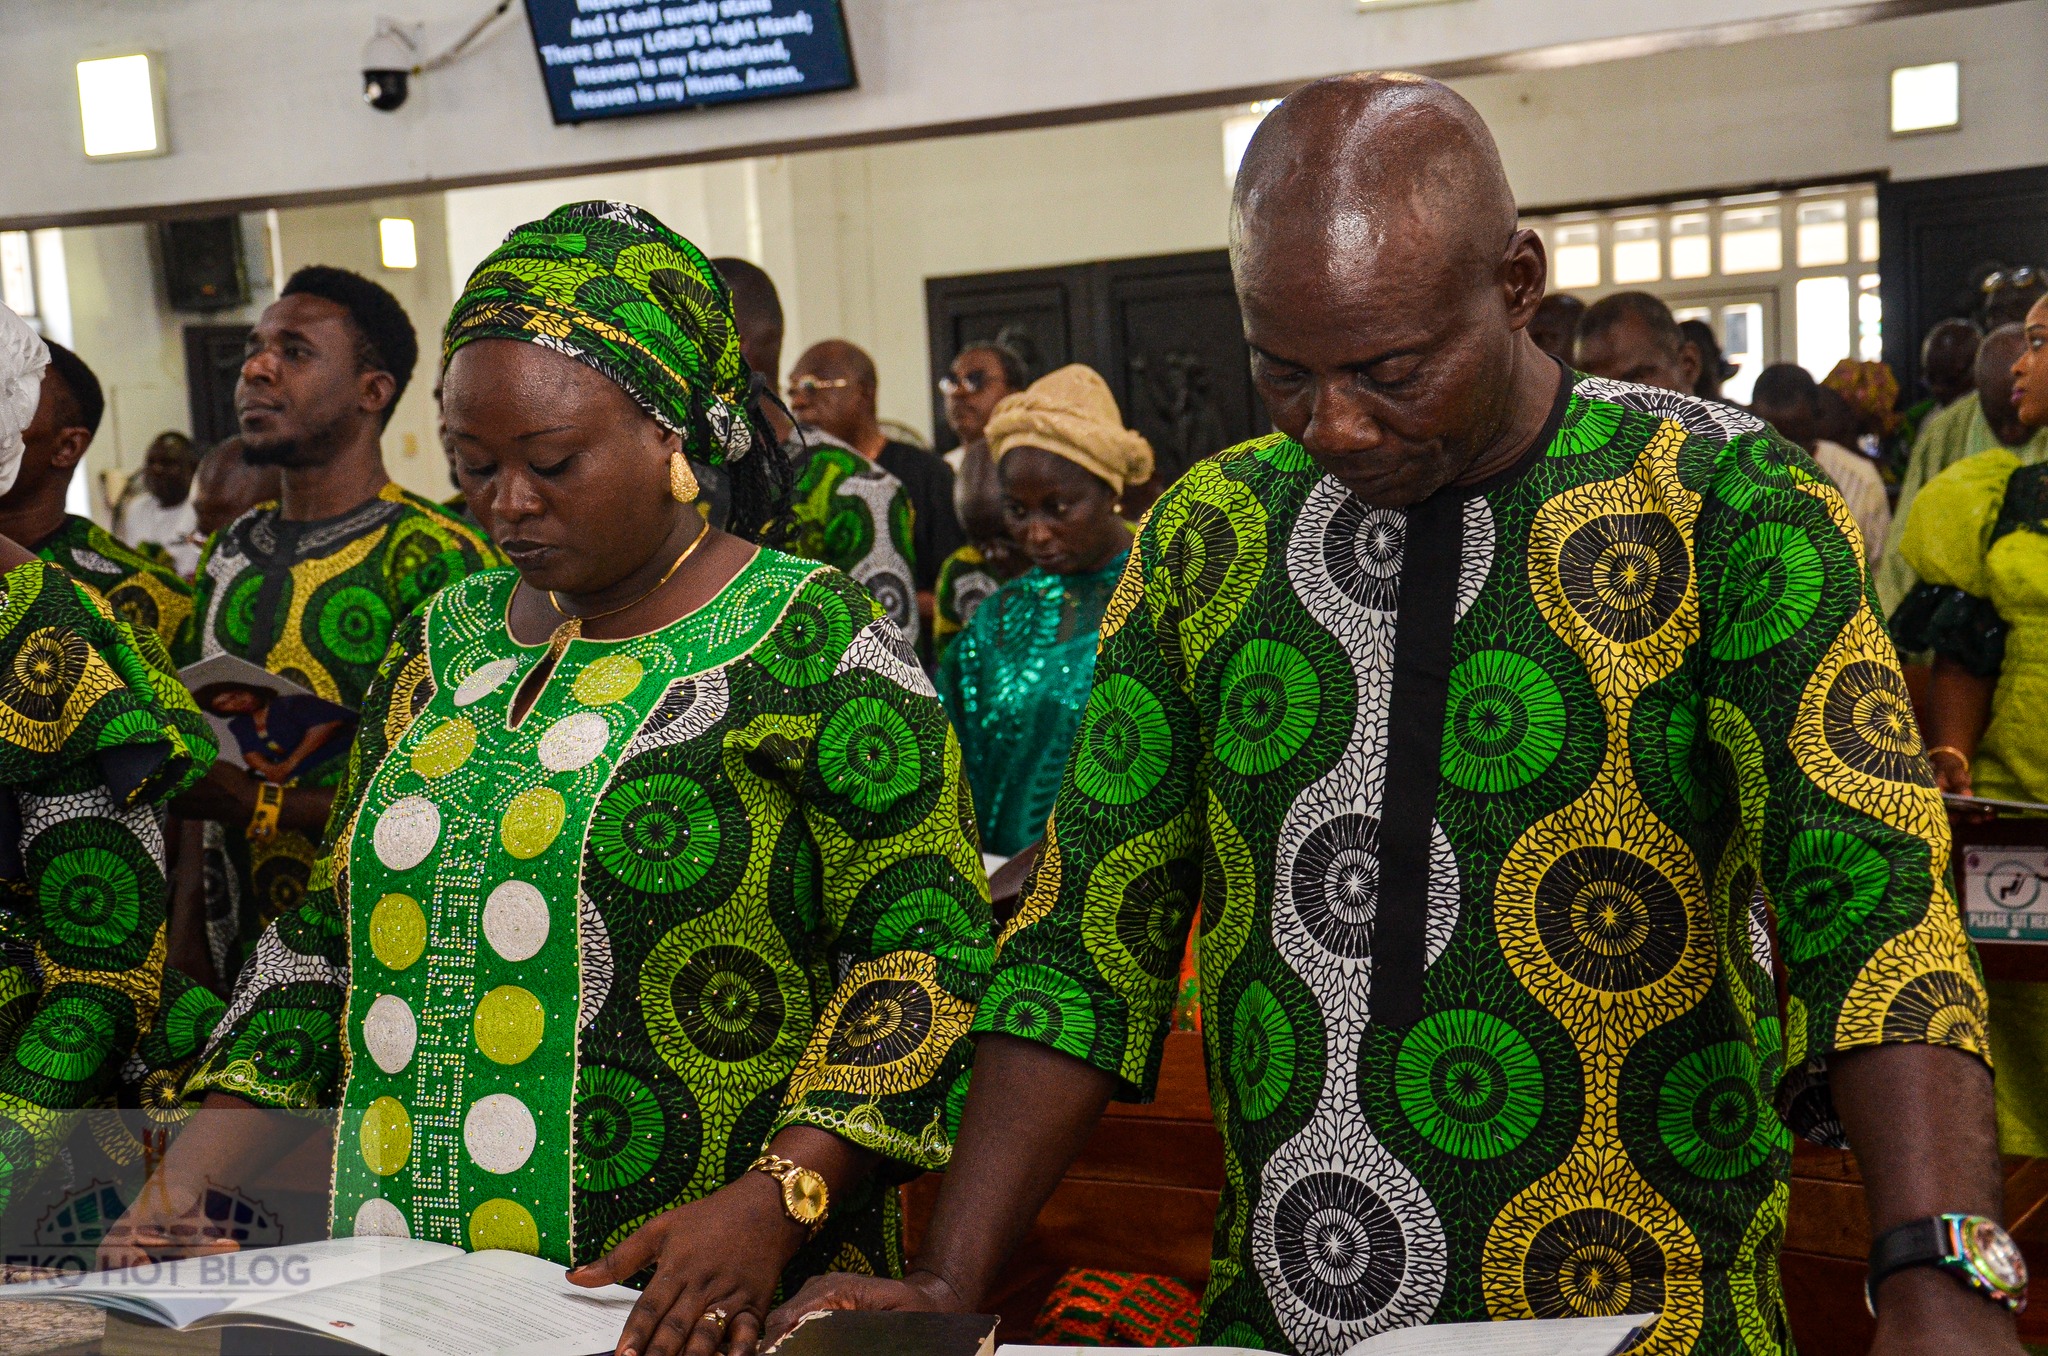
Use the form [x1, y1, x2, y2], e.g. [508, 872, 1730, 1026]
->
[0, 302, 219, 1215]
[769, 77, 2021, 1356]
[936, 364, 1150, 858]
[171, 266, 503, 984]
[111, 203, 993, 1356]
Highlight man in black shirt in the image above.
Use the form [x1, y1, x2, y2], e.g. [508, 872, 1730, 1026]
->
[787, 339, 965, 597]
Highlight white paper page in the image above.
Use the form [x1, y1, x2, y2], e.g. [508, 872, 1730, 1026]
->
[227, 1248, 642, 1356]
[4, 1237, 459, 1330]
[1348, 1315, 1656, 1356]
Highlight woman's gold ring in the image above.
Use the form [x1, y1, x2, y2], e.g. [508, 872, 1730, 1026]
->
[700, 1308, 729, 1329]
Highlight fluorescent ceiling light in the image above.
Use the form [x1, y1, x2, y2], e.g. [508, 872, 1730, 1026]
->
[1891, 61, 1960, 134]
[380, 218, 418, 271]
[76, 54, 163, 158]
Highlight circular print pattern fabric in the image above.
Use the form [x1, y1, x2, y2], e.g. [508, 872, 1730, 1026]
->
[373, 797, 441, 873]
[1324, 499, 1404, 612]
[1656, 1041, 1773, 1180]
[319, 586, 396, 666]
[1781, 828, 1889, 962]
[574, 1064, 669, 1192]
[817, 697, 922, 811]
[1290, 813, 1381, 960]
[1270, 1171, 1409, 1322]
[1216, 639, 1322, 777]
[823, 976, 939, 1071]
[1228, 980, 1299, 1122]
[1522, 1208, 1666, 1319]
[1533, 845, 1688, 993]
[1557, 513, 1690, 644]
[982, 963, 1098, 1063]
[760, 584, 854, 688]
[592, 774, 723, 895]
[663, 943, 786, 1065]
[1393, 1008, 1544, 1160]
[7, 628, 88, 722]
[1821, 659, 1925, 783]
[38, 842, 144, 950]
[1442, 651, 1567, 794]
[1073, 674, 1172, 806]
[1713, 523, 1824, 662]
[14, 996, 117, 1082]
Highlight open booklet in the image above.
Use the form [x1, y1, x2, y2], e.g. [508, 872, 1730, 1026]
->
[4, 1237, 642, 1356]
[179, 652, 358, 781]
[998, 1312, 1657, 1356]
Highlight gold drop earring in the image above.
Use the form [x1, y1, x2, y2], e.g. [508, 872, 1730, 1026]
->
[669, 450, 700, 503]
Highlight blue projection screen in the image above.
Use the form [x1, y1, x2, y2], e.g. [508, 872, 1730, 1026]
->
[522, 0, 855, 125]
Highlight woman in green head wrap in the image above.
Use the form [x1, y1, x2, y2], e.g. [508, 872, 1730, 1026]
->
[110, 203, 994, 1356]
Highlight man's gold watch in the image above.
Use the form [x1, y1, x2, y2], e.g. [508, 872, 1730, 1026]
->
[750, 1154, 828, 1238]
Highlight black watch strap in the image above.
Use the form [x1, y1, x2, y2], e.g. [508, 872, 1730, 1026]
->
[1868, 1216, 1947, 1298]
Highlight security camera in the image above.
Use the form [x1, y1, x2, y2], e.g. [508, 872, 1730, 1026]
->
[362, 19, 422, 112]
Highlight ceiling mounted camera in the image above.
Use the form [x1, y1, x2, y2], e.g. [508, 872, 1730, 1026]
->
[362, 19, 422, 111]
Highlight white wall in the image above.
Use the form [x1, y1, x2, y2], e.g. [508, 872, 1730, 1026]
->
[0, 0, 2005, 228]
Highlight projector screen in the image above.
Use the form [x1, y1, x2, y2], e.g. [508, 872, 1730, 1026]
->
[522, 1, 856, 125]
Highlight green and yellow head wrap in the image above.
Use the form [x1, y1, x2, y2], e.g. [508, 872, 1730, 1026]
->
[443, 200, 757, 464]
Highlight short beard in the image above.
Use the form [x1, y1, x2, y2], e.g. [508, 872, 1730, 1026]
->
[238, 434, 327, 469]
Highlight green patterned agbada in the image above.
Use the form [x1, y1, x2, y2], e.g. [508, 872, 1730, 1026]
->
[37, 514, 194, 652]
[179, 485, 503, 977]
[787, 442, 920, 649]
[192, 202, 994, 1281]
[0, 561, 216, 1201]
[979, 373, 1989, 1356]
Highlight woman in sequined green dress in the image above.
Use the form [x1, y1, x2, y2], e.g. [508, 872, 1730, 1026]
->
[937, 365, 1153, 858]
[106, 204, 993, 1356]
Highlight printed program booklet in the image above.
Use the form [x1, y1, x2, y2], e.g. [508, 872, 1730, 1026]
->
[5, 1237, 641, 1356]
[997, 1313, 1658, 1356]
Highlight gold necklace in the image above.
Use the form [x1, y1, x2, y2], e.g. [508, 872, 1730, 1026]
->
[539, 521, 711, 664]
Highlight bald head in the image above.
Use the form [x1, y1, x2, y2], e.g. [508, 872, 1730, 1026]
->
[1233, 74, 1518, 283]
[1921, 317, 1981, 407]
[1227, 73, 1553, 508]
[788, 339, 881, 450]
[1978, 323, 2030, 446]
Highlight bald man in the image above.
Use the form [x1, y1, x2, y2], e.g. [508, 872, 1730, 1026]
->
[769, 77, 2015, 1356]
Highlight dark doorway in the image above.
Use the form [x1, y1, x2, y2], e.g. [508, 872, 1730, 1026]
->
[184, 324, 251, 448]
[926, 249, 1268, 485]
[1880, 165, 2048, 399]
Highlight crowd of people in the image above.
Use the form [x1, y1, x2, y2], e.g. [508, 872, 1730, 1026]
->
[0, 71, 2041, 1356]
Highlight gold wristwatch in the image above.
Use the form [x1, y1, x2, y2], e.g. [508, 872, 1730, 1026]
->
[750, 1154, 828, 1237]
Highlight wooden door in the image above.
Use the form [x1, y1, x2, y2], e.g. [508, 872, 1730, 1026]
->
[1879, 166, 2048, 398]
[925, 250, 1268, 475]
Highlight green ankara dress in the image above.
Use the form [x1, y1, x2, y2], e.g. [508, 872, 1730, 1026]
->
[190, 551, 993, 1279]
[179, 484, 503, 978]
[937, 553, 1126, 858]
[37, 514, 194, 653]
[932, 545, 1006, 665]
[0, 561, 215, 1203]
[787, 442, 920, 651]
[978, 371, 1989, 1356]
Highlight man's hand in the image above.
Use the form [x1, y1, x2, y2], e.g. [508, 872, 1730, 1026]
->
[762, 1269, 963, 1348]
[568, 1171, 804, 1356]
[1869, 1266, 2023, 1356]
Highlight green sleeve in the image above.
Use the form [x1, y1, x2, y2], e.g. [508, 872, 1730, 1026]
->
[1898, 448, 2018, 599]
[773, 572, 995, 1172]
[187, 607, 433, 1108]
[384, 504, 506, 621]
[1696, 428, 1988, 1138]
[968, 517, 1204, 1100]
[0, 783, 172, 1178]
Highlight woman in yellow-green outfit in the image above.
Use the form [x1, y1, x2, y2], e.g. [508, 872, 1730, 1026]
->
[1897, 289, 2048, 1154]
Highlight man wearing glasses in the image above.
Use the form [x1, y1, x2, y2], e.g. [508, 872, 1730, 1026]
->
[789, 339, 967, 609]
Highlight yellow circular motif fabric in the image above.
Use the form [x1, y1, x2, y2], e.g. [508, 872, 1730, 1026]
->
[573, 653, 645, 706]
[469, 1197, 540, 1254]
[409, 716, 478, 778]
[500, 787, 567, 860]
[360, 1095, 412, 1176]
[368, 893, 427, 971]
[475, 985, 546, 1065]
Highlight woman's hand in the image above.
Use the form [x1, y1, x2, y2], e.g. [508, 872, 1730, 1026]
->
[568, 1171, 805, 1356]
[1928, 746, 1973, 796]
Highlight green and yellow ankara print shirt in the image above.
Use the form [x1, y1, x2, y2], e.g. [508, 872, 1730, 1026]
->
[180, 484, 502, 976]
[788, 443, 921, 652]
[191, 551, 993, 1281]
[976, 372, 1989, 1356]
[0, 562, 214, 1192]
[38, 514, 194, 652]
